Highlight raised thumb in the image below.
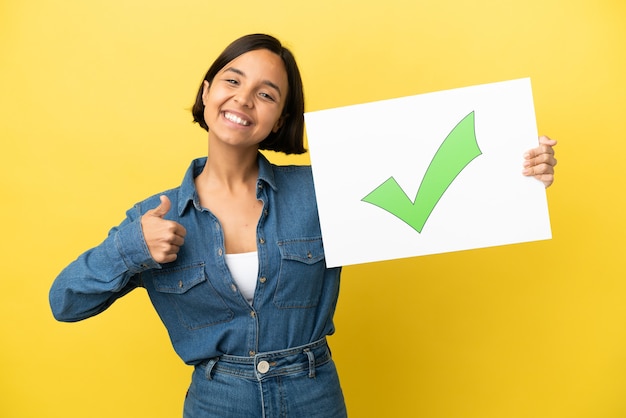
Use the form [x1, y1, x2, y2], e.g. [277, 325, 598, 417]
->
[150, 195, 171, 218]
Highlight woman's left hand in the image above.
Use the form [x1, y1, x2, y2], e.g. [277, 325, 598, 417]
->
[523, 135, 558, 188]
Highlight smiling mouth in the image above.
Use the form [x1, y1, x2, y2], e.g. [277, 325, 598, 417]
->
[223, 111, 251, 126]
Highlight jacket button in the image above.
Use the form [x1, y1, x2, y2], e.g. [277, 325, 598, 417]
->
[259, 277, 267, 284]
[259, 238, 265, 244]
[257, 361, 270, 374]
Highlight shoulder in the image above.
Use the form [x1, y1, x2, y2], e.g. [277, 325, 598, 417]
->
[125, 158, 202, 221]
[271, 164, 313, 180]
[270, 164, 316, 194]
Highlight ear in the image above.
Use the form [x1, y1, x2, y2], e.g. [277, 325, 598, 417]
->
[201, 80, 210, 105]
[272, 114, 287, 133]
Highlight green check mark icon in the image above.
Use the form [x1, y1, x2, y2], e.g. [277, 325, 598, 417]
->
[362, 111, 482, 233]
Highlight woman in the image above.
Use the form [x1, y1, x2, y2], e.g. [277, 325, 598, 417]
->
[49, 34, 557, 417]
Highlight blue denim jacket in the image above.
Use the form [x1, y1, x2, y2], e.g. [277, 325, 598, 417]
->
[49, 154, 342, 365]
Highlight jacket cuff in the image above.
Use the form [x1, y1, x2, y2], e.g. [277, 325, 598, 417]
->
[114, 219, 161, 273]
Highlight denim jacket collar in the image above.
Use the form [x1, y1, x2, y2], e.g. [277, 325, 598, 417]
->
[177, 153, 278, 217]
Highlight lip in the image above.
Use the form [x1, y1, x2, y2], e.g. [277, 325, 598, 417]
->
[222, 110, 253, 127]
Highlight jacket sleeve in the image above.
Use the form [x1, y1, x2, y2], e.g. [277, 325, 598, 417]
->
[49, 205, 161, 322]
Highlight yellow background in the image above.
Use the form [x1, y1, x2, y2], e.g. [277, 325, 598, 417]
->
[1, 0, 625, 416]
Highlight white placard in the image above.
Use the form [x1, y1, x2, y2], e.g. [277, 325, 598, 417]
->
[305, 78, 551, 267]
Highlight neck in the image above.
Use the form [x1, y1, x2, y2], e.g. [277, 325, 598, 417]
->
[198, 140, 260, 193]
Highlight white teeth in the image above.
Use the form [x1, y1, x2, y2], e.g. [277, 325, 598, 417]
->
[224, 112, 251, 126]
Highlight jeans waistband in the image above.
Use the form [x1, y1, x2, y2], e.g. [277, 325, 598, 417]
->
[198, 337, 330, 381]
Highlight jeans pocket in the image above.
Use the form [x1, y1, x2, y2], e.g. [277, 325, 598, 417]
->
[273, 237, 326, 309]
[153, 262, 233, 329]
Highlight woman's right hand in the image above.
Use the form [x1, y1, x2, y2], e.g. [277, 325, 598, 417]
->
[141, 195, 187, 263]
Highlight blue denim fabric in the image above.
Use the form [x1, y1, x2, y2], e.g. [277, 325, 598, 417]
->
[49, 154, 342, 367]
[183, 338, 347, 418]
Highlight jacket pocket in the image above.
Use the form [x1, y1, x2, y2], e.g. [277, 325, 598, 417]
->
[153, 262, 233, 330]
[273, 237, 326, 308]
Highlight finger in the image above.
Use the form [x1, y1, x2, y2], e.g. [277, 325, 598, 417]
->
[174, 223, 187, 238]
[161, 222, 186, 242]
[163, 244, 181, 256]
[524, 153, 557, 169]
[538, 135, 557, 147]
[168, 233, 185, 247]
[521, 165, 555, 188]
[524, 136, 557, 160]
[151, 238, 183, 264]
[523, 162, 555, 177]
[149, 195, 171, 218]
[525, 145, 555, 161]
[160, 253, 179, 263]
[536, 173, 555, 188]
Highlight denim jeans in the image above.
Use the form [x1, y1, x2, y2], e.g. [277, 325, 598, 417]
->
[183, 338, 347, 417]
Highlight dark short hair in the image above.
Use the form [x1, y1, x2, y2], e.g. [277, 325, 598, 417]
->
[192, 34, 306, 155]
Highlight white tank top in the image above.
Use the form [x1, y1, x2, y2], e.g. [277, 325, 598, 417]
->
[224, 251, 259, 304]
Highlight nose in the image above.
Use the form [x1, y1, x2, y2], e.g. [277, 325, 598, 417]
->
[234, 88, 254, 108]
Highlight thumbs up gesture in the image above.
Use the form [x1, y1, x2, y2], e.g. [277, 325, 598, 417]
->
[141, 195, 187, 263]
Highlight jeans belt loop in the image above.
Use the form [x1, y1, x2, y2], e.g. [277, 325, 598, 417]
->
[304, 348, 315, 379]
[204, 358, 218, 381]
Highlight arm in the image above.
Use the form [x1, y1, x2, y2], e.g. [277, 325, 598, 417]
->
[49, 195, 187, 322]
[49, 207, 160, 322]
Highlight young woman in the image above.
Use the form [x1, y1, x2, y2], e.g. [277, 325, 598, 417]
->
[49, 34, 557, 417]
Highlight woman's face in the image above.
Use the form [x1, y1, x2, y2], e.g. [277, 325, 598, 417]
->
[202, 48, 289, 150]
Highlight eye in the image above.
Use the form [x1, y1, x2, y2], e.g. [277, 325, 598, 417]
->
[223, 78, 239, 85]
[259, 92, 276, 102]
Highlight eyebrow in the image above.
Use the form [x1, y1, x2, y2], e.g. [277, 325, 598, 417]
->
[225, 67, 283, 97]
